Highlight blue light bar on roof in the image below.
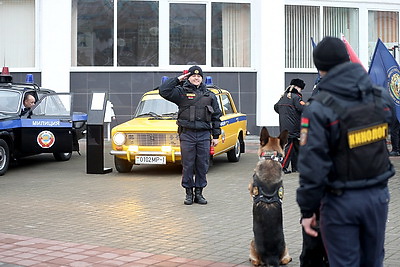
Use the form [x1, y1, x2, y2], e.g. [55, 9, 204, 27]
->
[25, 74, 34, 83]
[205, 76, 213, 86]
[161, 76, 168, 83]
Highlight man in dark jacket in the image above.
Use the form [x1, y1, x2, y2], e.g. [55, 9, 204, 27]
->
[297, 36, 395, 267]
[159, 66, 221, 205]
[274, 78, 306, 174]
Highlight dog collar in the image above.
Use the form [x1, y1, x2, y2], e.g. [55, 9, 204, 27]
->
[259, 151, 284, 163]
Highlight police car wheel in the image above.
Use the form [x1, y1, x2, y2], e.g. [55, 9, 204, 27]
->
[114, 156, 133, 173]
[227, 138, 241, 162]
[0, 140, 10, 176]
[53, 152, 72, 161]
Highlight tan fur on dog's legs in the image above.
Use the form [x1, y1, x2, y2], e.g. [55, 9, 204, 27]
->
[249, 239, 261, 266]
[280, 245, 292, 265]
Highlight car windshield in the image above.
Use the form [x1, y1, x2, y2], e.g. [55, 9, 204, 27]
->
[134, 96, 178, 118]
[0, 90, 22, 114]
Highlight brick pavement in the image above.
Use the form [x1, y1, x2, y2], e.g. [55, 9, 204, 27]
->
[0, 137, 399, 266]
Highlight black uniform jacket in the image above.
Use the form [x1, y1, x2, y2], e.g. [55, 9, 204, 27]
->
[274, 88, 304, 138]
[159, 77, 221, 139]
[296, 62, 395, 217]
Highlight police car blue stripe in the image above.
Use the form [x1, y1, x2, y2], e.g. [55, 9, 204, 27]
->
[0, 119, 20, 130]
[23, 119, 72, 128]
[0, 119, 72, 130]
[220, 115, 247, 127]
[73, 113, 88, 122]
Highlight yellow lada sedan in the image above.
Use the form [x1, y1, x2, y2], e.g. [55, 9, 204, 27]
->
[110, 81, 247, 173]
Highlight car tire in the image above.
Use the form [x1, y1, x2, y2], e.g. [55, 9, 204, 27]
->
[0, 139, 10, 176]
[227, 138, 241, 162]
[53, 152, 72, 161]
[114, 156, 133, 173]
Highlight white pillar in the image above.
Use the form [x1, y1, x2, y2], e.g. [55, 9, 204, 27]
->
[39, 0, 71, 92]
[255, 0, 285, 127]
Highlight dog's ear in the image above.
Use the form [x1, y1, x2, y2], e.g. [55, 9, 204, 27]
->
[259, 127, 270, 146]
[279, 130, 289, 149]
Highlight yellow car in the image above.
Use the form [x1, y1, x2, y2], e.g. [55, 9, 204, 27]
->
[110, 82, 247, 173]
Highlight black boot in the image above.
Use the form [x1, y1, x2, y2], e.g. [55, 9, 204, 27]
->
[184, 188, 193, 205]
[194, 187, 207, 204]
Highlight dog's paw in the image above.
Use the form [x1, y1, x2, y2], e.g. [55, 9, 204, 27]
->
[249, 257, 261, 266]
[280, 255, 292, 265]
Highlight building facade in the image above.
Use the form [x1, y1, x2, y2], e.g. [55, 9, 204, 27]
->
[2, 0, 400, 135]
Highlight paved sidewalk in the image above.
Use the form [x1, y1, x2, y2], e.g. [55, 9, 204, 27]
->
[0, 137, 399, 266]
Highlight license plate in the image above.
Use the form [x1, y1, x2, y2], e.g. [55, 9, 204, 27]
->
[135, 156, 166, 165]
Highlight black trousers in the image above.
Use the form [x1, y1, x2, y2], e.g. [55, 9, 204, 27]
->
[300, 217, 329, 267]
[179, 129, 210, 189]
[282, 137, 299, 171]
[390, 119, 400, 152]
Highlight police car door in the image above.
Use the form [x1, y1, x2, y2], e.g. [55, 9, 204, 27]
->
[20, 93, 74, 154]
[219, 93, 238, 148]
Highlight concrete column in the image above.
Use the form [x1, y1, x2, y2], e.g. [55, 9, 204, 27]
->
[39, 0, 71, 92]
[255, 0, 285, 127]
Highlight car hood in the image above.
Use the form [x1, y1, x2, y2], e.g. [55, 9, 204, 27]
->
[113, 117, 178, 132]
[0, 113, 18, 120]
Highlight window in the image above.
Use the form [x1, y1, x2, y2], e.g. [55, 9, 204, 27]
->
[117, 1, 159, 66]
[72, 0, 251, 68]
[212, 3, 251, 67]
[220, 94, 234, 115]
[73, 0, 114, 66]
[0, 0, 35, 68]
[324, 7, 359, 54]
[169, 3, 206, 65]
[368, 11, 399, 62]
[285, 5, 320, 68]
[285, 5, 359, 69]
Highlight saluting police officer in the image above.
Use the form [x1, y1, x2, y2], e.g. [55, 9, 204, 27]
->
[297, 37, 395, 267]
[159, 66, 221, 205]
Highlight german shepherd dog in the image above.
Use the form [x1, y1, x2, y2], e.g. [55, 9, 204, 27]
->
[249, 127, 292, 266]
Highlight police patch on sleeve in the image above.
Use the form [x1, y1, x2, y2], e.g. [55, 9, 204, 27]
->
[300, 117, 309, 146]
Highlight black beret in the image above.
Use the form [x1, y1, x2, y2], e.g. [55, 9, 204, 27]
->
[313, 36, 350, 71]
[188, 65, 203, 78]
[290, 78, 305, 89]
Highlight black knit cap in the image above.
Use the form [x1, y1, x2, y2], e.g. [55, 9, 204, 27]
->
[188, 65, 203, 78]
[313, 36, 350, 71]
[290, 78, 305, 89]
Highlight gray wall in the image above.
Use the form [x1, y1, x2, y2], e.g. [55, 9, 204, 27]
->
[11, 71, 317, 140]
[70, 71, 258, 135]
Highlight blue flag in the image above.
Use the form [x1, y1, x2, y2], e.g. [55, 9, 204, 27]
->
[310, 37, 321, 85]
[310, 37, 317, 49]
[368, 38, 400, 121]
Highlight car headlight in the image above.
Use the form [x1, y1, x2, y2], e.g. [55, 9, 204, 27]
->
[113, 132, 126, 146]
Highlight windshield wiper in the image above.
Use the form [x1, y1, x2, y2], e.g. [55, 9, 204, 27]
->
[161, 112, 178, 117]
[136, 111, 162, 118]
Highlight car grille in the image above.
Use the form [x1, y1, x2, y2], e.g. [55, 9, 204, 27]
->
[126, 133, 180, 146]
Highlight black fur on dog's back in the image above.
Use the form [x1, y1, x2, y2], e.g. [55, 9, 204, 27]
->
[253, 200, 285, 266]
[252, 159, 285, 266]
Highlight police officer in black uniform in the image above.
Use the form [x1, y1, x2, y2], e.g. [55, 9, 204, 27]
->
[274, 78, 306, 174]
[159, 66, 221, 205]
[297, 37, 395, 267]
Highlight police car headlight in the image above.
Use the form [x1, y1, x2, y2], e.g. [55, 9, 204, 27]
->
[113, 132, 126, 146]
